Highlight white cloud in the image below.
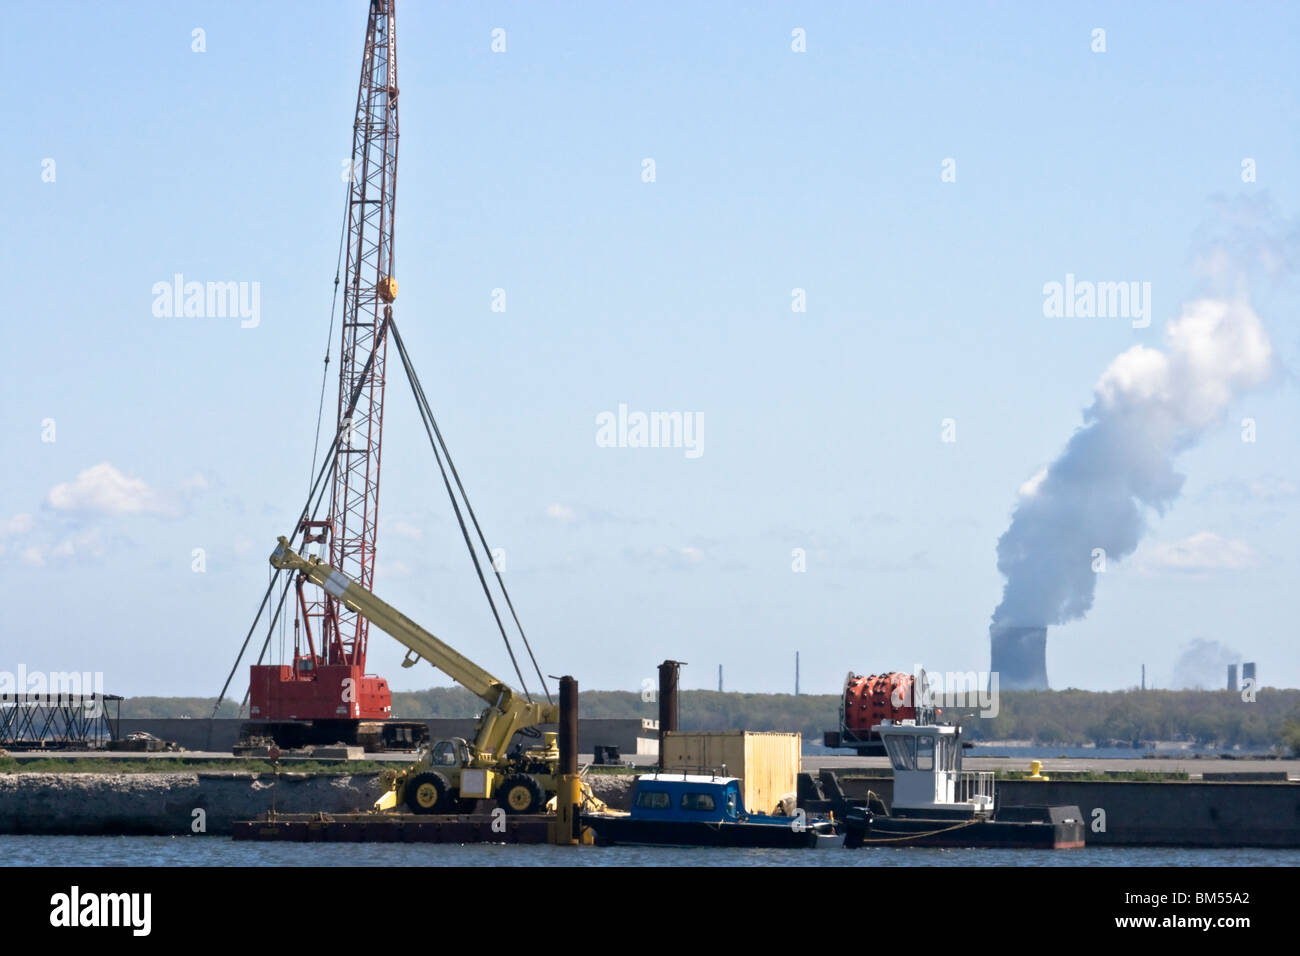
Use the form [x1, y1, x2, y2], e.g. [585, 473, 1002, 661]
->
[1017, 467, 1048, 498]
[1199, 475, 1299, 505]
[15, 529, 107, 568]
[1142, 532, 1257, 572]
[50, 529, 106, 560]
[1243, 476, 1298, 500]
[545, 503, 577, 523]
[0, 513, 33, 536]
[388, 520, 424, 540]
[47, 463, 173, 516]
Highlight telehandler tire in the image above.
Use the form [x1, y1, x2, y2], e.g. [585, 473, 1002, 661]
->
[498, 774, 545, 815]
[405, 771, 452, 814]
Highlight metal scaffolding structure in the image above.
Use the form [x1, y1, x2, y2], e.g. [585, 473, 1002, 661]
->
[0, 694, 122, 750]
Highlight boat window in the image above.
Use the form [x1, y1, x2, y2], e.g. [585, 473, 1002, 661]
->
[633, 790, 672, 810]
[917, 735, 935, 770]
[884, 734, 916, 771]
[680, 792, 716, 812]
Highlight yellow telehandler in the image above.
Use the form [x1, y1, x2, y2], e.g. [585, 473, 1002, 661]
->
[270, 536, 573, 814]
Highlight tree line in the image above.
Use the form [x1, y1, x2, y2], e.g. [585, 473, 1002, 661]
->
[123, 687, 1300, 752]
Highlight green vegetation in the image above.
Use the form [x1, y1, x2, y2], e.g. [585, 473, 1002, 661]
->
[120, 697, 241, 718]
[123, 686, 1300, 750]
[1281, 709, 1300, 757]
[943, 688, 1300, 749]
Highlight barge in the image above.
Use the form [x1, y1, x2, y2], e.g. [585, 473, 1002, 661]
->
[232, 811, 552, 844]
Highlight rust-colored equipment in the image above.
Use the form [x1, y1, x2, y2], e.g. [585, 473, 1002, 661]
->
[824, 670, 936, 755]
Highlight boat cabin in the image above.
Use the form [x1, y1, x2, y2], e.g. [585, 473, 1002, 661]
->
[586, 772, 841, 848]
[628, 773, 780, 824]
[873, 720, 994, 814]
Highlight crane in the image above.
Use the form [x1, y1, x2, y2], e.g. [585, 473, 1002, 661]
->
[225, 0, 550, 762]
[270, 537, 565, 814]
[242, 1, 419, 751]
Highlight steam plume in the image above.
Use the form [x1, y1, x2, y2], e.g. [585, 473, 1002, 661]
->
[990, 297, 1275, 686]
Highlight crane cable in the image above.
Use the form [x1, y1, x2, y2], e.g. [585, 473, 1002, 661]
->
[307, 181, 352, 494]
[211, 186, 353, 732]
[403, 342, 552, 705]
[397, 319, 550, 704]
[389, 317, 549, 704]
[209, 313, 390, 730]
[390, 320, 551, 704]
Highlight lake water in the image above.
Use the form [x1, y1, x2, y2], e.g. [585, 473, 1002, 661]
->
[3, 835, 1296, 867]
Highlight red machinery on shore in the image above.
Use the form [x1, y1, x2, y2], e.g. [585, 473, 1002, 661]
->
[823, 670, 937, 756]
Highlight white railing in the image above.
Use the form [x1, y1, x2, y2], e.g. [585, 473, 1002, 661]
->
[956, 771, 995, 810]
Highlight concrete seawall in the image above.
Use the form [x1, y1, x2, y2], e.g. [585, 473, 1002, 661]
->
[0, 772, 388, 836]
[0, 772, 637, 836]
[835, 775, 1300, 848]
[1001, 779, 1300, 848]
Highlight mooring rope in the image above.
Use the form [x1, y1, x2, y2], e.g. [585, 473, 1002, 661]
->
[852, 817, 983, 843]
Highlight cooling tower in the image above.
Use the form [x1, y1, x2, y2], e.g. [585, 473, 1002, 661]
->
[989, 623, 1049, 690]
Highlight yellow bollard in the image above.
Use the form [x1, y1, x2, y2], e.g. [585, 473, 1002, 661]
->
[549, 774, 582, 845]
[1025, 759, 1050, 781]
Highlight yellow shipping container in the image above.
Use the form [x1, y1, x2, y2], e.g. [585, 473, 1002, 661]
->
[662, 731, 801, 816]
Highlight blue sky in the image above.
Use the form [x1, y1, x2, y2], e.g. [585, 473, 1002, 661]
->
[2, 1, 1297, 699]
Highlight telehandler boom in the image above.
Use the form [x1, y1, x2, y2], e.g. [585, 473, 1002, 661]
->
[270, 536, 563, 814]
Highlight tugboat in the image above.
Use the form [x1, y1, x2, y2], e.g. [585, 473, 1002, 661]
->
[583, 773, 844, 848]
[840, 719, 1085, 850]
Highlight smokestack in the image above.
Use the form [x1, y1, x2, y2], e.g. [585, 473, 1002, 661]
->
[989, 623, 1049, 691]
[795, 652, 800, 696]
[1227, 664, 1238, 692]
[558, 676, 578, 776]
[1242, 662, 1256, 684]
[657, 660, 682, 770]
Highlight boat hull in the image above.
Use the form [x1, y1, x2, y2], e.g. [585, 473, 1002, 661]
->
[843, 805, 1086, 850]
[583, 814, 844, 849]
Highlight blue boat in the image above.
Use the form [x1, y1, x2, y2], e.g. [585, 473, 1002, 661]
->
[582, 773, 843, 848]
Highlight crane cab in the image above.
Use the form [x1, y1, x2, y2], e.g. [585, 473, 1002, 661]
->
[428, 737, 471, 769]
